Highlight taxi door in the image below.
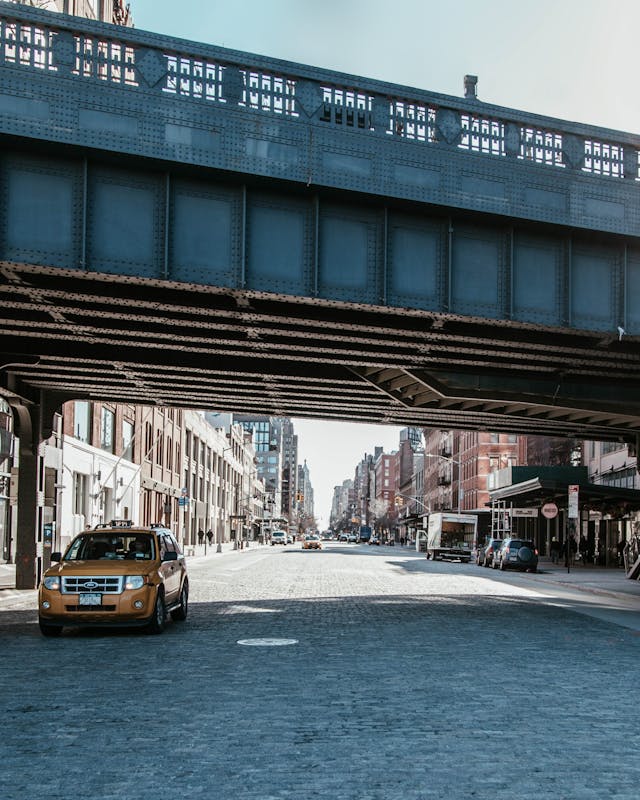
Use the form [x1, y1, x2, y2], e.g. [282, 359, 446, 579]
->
[158, 534, 180, 604]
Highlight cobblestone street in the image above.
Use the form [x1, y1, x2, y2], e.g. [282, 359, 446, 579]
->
[2, 543, 640, 799]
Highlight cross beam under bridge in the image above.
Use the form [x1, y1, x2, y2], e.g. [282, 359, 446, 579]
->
[1, 261, 640, 446]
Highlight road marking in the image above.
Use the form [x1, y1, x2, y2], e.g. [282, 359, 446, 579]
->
[237, 638, 298, 646]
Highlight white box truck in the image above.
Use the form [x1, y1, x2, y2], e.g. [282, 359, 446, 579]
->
[425, 513, 477, 562]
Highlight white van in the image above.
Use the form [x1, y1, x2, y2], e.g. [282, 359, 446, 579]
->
[271, 530, 287, 545]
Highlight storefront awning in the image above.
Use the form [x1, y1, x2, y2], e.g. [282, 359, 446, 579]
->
[489, 477, 640, 515]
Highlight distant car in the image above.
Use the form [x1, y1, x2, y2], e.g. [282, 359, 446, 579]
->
[271, 531, 287, 545]
[347, 533, 358, 543]
[286, 534, 294, 544]
[493, 538, 538, 572]
[477, 538, 503, 567]
[368, 536, 380, 545]
[339, 533, 349, 542]
[303, 534, 322, 550]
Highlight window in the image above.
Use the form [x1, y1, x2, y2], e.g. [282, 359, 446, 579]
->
[602, 441, 624, 455]
[122, 420, 134, 461]
[101, 408, 115, 453]
[243, 421, 270, 452]
[74, 401, 91, 443]
[73, 472, 87, 515]
[145, 422, 153, 458]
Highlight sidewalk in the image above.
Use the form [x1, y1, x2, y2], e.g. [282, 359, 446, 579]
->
[532, 558, 640, 601]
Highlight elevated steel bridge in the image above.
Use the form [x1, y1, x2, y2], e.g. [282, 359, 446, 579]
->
[5, 2, 640, 588]
[1, 1, 640, 443]
[0, 3, 640, 442]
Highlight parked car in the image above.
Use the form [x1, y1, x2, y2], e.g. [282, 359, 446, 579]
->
[303, 534, 322, 550]
[493, 538, 538, 572]
[477, 538, 503, 567]
[347, 533, 358, 543]
[368, 536, 380, 545]
[38, 521, 188, 637]
[271, 530, 287, 545]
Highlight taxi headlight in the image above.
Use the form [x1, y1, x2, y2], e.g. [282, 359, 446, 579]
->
[43, 577, 61, 591]
[124, 576, 145, 590]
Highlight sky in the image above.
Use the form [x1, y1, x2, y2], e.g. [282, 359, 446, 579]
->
[129, 0, 640, 526]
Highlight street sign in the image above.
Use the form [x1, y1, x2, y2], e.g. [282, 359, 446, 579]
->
[541, 502, 559, 519]
[178, 497, 189, 507]
[568, 485, 579, 519]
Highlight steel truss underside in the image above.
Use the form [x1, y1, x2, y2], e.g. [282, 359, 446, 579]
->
[1, 261, 640, 443]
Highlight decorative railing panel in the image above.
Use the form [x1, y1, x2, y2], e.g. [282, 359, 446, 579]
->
[0, 1, 639, 238]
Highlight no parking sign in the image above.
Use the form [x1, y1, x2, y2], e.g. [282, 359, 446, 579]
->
[568, 485, 579, 519]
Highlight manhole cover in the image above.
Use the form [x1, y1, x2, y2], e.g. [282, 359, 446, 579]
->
[237, 638, 298, 647]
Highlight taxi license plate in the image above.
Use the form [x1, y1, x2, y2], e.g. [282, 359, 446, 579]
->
[79, 593, 102, 606]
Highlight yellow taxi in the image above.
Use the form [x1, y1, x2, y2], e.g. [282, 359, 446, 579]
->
[302, 534, 322, 550]
[38, 521, 188, 636]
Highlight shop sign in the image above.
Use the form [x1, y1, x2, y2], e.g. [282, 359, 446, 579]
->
[510, 508, 538, 518]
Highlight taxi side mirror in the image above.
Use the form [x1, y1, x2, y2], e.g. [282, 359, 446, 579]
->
[50, 552, 62, 562]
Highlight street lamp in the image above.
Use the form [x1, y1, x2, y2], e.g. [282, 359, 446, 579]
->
[395, 492, 430, 514]
[424, 452, 462, 513]
[217, 444, 236, 553]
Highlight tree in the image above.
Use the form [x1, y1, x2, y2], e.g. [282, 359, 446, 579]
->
[369, 498, 389, 533]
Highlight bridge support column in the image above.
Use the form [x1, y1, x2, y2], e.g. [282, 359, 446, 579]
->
[12, 403, 43, 590]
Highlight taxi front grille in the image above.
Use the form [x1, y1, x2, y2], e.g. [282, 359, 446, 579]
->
[64, 605, 117, 612]
[62, 576, 124, 594]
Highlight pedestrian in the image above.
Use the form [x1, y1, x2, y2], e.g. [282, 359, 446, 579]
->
[206, 528, 213, 546]
[550, 536, 560, 564]
[617, 537, 627, 568]
[198, 528, 205, 545]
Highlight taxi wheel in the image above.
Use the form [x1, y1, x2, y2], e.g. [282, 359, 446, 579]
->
[147, 590, 166, 634]
[171, 583, 189, 622]
[39, 619, 62, 637]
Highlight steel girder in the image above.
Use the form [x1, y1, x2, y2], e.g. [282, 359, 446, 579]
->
[1, 261, 640, 443]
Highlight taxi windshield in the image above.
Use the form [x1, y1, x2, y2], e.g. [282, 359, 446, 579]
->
[65, 533, 156, 561]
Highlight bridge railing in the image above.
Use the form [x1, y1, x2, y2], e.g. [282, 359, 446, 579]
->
[0, 2, 638, 188]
